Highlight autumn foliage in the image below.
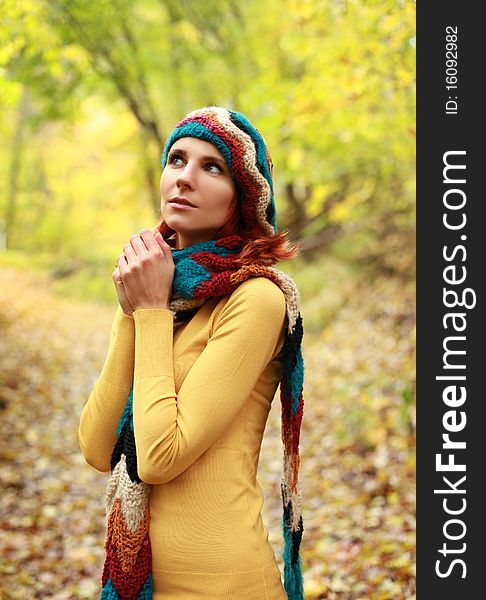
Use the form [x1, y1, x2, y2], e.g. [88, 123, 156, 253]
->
[0, 260, 415, 599]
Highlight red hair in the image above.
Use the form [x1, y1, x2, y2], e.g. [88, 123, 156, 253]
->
[153, 197, 300, 266]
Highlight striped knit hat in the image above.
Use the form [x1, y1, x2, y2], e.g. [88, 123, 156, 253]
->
[161, 106, 277, 237]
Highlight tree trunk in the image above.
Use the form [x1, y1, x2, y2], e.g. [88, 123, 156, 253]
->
[5, 88, 30, 250]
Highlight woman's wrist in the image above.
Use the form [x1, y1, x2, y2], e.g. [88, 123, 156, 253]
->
[132, 304, 170, 311]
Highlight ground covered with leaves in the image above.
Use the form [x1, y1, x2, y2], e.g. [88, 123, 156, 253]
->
[0, 265, 415, 599]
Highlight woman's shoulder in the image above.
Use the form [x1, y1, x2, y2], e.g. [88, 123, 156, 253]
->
[232, 275, 285, 302]
[211, 276, 287, 326]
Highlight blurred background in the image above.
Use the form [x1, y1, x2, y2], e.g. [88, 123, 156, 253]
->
[0, 0, 415, 598]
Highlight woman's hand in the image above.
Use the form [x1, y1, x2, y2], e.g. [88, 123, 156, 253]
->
[115, 229, 174, 314]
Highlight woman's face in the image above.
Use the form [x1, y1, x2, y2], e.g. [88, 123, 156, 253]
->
[160, 137, 237, 249]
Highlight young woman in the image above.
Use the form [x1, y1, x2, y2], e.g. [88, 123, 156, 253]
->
[78, 107, 305, 600]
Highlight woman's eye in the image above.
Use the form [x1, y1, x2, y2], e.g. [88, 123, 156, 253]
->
[206, 162, 222, 173]
[168, 153, 184, 166]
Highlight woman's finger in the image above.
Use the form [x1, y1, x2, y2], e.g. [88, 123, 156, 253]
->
[123, 242, 136, 262]
[129, 233, 147, 256]
[154, 231, 167, 250]
[134, 229, 162, 254]
[139, 229, 160, 252]
[156, 233, 165, 248]
[117, 254, 128, 274]
[154, 231, 173, 260]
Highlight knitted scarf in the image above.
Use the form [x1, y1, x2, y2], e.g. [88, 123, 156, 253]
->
[100, 234, 305, 600]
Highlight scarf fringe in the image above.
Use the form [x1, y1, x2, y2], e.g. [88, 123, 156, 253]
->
[283, 554, 304, 600]
[281, 478, 304, 600]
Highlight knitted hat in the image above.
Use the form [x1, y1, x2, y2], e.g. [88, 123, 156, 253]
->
[161, 106, 277, 237]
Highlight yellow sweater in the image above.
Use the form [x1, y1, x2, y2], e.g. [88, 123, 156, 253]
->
[79, 277, 289, 600]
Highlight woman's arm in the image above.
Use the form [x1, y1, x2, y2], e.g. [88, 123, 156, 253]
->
[78, 305, 136, 472]
[132, 277, 287, 485]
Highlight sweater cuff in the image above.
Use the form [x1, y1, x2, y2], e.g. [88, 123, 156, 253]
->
[133, 309, 175, 379]
[116, 304, 135, 326]
[111, 305, 135, 347]
[119, 307, 134, 320]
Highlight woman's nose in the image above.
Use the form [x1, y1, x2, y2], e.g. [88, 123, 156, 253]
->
[176, 163, 196, 191]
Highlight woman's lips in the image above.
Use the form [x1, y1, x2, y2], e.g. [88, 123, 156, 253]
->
[168, 201, 197, 210]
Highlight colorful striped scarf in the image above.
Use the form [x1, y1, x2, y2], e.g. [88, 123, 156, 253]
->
[100, 234, 305, 599]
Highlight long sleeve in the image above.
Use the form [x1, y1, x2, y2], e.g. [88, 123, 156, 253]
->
[132, 277, 287, 485]
[78, 305, 136, 472]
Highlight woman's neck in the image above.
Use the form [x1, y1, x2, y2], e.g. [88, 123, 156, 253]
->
[173, 231, 219, 250]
